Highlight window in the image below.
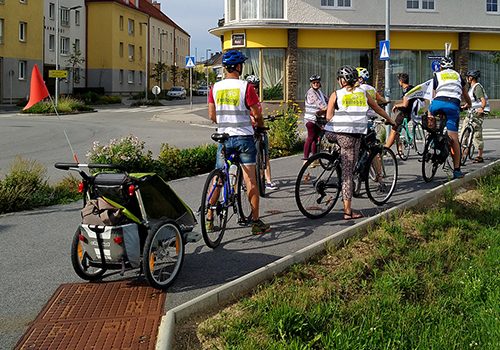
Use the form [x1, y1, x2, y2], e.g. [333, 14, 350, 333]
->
[240, 0, 285, 20]
[406, 0, 435, 10]
[229, 0, 236, 20]
[119, 69, 124, 84]
[74, 68, 80, 84]
[487, 0, 498, 12]
[119, 42, 124, 57]
[0, 19, 3, 45]
[139, 46, 143, 60]
[19, 22, 27, 42]
[61, 8, 70, 26]
[74, 38, 80, 52]
[49, 3, 55, 20]
[48, 34, 55, 51]
[19, 61, 27, 80]
[321, 0, 351, 7]
[469, 51, 500, 98]
[60, 36, 70, 55]
[20, 0, 28, 3]
[128, 70, 135, 84]
[119, 16, 124, 31]
[139, 71, 143, 85]
[128, 44, 135, 61]
[75, 10, 80, 26]
[128, 19, 135, 35]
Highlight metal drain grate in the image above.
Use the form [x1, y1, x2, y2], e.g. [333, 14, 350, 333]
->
[15, 281, 166, 350]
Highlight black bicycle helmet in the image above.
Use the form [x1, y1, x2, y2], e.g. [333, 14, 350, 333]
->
[466, 70, 480, 79]
[440, 56, 454, 69]
[222, 50, 247, 67]
[309, 74, 321, 82]
[337, 65, 358, 85]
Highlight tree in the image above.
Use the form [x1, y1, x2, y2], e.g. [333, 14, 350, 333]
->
[66, 43, 85, 93]
[169, 64, 179, 85]
[151, 62, 168, 87]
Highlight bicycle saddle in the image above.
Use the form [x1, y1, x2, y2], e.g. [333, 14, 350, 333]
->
[211, 133, 230, 143]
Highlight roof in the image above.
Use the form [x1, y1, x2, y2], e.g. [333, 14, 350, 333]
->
[205, 52, 222, 67]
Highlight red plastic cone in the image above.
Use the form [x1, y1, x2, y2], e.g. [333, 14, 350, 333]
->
[23, 64, 50, 110]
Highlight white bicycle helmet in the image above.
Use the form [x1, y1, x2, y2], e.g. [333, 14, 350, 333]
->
[440, 56, 454, 69]
[356, 67, 370, 81]
[245, 75, 260, 86]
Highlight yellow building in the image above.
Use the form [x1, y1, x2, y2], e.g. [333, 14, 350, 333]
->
[86, 0, 149, 95]
[0, 0, 44, 103]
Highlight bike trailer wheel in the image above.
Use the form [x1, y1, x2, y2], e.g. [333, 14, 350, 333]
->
[143, 220, 184, 290]
[71, 228, 106, 281]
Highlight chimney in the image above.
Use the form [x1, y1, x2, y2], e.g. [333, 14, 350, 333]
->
[153, 1, 161, 10]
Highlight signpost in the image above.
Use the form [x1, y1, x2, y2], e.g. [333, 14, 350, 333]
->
[185, 56, 196, 109]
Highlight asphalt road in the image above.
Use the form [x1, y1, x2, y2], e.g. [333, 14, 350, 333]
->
[0, 113, 499, 349]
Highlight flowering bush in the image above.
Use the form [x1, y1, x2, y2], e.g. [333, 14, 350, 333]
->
[267, 100, 302, 158]
[86, 135, 153, 172]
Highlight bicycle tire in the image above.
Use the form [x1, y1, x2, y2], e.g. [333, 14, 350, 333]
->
[255, 139, 266, 197]
[143, 220, 184, 290]
[200, 168, 228, 248]
[365, 147, 398, 205]
[295, 152, 341, 219]
[460, 127, 473, 166]
[236, 166, 252, 225]
[422, 136, 438, 182]
[71, 228, 106, 281]
[413, 122, 425, 155]
[397, 127, 411, 161]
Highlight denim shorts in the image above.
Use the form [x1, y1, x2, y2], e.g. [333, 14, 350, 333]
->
[216, 135, 256, 168]
[429, 99, 460, 132]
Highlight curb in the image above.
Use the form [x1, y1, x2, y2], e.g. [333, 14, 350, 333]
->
[156, 160, 500, 350]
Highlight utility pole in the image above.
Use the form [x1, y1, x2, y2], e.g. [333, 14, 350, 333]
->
[384, 0, 391, 113]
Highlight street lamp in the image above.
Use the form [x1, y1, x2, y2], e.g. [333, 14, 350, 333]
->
[55, 1, 81, 106]
[140, 21, 149, 99]
[205, 48, 212, 91]
[159, 32, 168, 91]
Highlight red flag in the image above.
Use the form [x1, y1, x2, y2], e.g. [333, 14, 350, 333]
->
[23, 64, 50, 110]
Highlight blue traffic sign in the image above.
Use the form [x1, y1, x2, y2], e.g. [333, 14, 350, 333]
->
[379, 40, 390, 61]
[185, 56, 196, 68]
[431, 60, 441, 72]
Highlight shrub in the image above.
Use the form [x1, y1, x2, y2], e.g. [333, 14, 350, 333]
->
[21, 97, 93, 114]
[157, 143, 217, 181]
[97, 95, 122, 104]
[263, 84, 284, 100]
[86, 135, 154, 172]
[267, 101, 302, 158]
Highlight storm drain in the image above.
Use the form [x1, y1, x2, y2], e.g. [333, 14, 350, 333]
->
[15, 281, 166, 350]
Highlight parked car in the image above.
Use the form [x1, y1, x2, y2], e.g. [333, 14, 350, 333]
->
[166, 86, 187, 99]
[196, 86, 209, 96]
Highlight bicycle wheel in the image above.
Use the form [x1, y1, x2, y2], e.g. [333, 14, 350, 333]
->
[397, 128, 411, 161]
[255, 139, 266, 197]
[365, 147, 398, 205]
[422, 136, 439, 182]
[143, 220, 184, 290]
[71, 228, 106, 281]
[295, 152, 341, 219]
[353, 173, 363, 198]
[460, 127, 473, 166]
[200, 169, 228, 248]
[236, 166, 252, 225]
[412, 122, 425, 155]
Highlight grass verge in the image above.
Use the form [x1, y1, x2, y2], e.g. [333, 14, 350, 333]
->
[181, 166, 500, 350]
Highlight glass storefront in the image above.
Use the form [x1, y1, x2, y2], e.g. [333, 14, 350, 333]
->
[469, 51, 500, 99]
[241, 48, 285, 100]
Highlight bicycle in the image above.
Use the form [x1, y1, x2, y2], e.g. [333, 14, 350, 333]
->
[295, 119, 398, 219]
[460, 108, 481, 166]
[54, 163, 197, 290]
[255, 114, 282, 197]
[199, 133, 252, 248]
[394, 108, 426, 160]
[420, 112, 456, 182]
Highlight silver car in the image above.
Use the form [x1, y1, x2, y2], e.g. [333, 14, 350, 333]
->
[166, 86, 187, 99]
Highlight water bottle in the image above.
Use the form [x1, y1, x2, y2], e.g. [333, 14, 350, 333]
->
[229, 163, 238, 187]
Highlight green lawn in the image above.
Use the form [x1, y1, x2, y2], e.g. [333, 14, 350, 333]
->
[196, 167, 500, 350]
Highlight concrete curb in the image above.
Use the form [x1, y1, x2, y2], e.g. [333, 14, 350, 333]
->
[156, 160, 500, 350]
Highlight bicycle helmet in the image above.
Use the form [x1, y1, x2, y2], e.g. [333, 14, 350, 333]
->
[309, 74, 321, 82]
[222, 50, 247, 67]
[245, 75, 260, 86]
[466, 70, 480, 79]
[440, 56, 454, 69]
[337, 65, 358, 85]
[356, 67, 370, 81]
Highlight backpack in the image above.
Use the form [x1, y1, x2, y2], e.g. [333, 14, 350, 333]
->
[81, 197, 125, 226]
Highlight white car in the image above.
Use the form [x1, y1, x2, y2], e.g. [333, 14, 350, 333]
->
[196, 86, 209, 96]
[166, 86, 187, 99]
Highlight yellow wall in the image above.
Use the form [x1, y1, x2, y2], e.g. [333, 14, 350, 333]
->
[87, 2, 148, 70]
[470, 33, 500, 51]
[298, 30, 375, 49]
[223, 29, 288, 49]
[0, 0, 43, 60]
[390, 31, 458, 50]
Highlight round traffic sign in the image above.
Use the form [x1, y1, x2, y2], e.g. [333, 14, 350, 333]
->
[152, 85, 161, 95]
[431, 60, 441, 73]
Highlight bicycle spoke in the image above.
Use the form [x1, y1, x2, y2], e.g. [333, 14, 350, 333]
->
[365, 147, 398, 205]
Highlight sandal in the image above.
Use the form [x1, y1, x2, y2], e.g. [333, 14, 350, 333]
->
[473, 156, 484, 163]
[343, 211, 364, 220]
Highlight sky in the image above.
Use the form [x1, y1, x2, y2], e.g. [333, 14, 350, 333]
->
[160, 0, 225, 62]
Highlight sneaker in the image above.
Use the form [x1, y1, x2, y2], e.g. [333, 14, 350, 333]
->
[452, 170, 464, 179]
[251, 219, 271, 235]
[265, 181, 279, 190]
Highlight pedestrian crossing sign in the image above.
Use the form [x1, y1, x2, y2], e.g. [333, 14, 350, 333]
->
[185, 56, 196, 68]
[379, 40, 390, 61]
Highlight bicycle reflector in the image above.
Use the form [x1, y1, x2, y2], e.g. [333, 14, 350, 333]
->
[113, 236, 123, 244]
[128, 184, 135, 196]
[78, 182, 84, 193]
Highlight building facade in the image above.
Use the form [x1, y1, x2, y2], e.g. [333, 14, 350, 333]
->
[44, 0, 86, 95]
[0, 0, 44, 103]
[211, 0, 500, 102]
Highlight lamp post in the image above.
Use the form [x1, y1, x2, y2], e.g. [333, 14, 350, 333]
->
[205, 48, 212, 92]
[55, 2, 81, 107]
[159, 31, 168, 91]
[140, 21, 149, 99]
